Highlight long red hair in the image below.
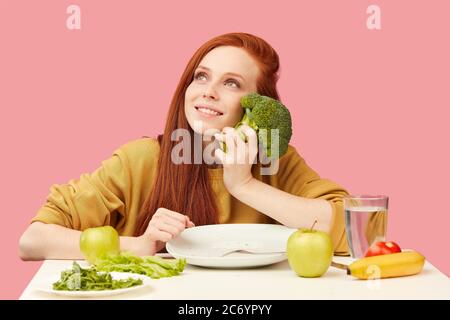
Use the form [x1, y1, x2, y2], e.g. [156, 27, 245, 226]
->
[134, 32, 281, 236]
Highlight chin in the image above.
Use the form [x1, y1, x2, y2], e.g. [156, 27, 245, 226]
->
[193, 122, 222, 135]
[187, 116, 220, 134]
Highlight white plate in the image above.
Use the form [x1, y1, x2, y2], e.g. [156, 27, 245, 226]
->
[35, 271, 151, 298]
[166, 224, 297, 268]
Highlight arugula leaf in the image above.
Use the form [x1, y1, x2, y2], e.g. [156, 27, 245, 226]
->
[94, 252, 186, 279]
[52, 262, 143, 291]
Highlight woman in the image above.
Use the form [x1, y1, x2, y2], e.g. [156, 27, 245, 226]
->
[19, 32, 349, 260]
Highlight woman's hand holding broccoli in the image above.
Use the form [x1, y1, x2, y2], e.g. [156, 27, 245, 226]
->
[214, 125, 259, 196]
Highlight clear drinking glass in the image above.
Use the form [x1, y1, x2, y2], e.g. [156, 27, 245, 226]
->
[344, 195, 389, 258]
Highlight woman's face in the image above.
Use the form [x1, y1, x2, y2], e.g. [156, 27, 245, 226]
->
[184, 46, 260, 136]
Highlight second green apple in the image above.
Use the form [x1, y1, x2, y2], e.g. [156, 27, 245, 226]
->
[286, 227, 333, 278]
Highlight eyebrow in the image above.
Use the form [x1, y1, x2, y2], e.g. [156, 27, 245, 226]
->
[196, 65, 246, 82]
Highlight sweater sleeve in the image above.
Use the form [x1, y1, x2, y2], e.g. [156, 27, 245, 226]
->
[30, 146, 132, 231]
[276, 145, 350, 255]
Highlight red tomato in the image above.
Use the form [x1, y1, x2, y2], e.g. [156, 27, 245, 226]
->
[365, 241, 402, 257]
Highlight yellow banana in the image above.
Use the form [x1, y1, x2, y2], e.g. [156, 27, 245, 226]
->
[347, 251, 425, 280]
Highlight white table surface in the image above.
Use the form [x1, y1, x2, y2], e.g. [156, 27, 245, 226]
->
[20, 254, 450, 300]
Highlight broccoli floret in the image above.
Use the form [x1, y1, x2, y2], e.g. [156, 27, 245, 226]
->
[221, 93, 292, 158]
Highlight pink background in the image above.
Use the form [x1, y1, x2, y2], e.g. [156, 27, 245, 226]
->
[1, 0, 449, 299]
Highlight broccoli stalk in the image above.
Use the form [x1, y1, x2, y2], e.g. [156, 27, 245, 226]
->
[219, 93, 292, 158]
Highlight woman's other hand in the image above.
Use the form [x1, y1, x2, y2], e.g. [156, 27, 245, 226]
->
[135, 207, 195, 255]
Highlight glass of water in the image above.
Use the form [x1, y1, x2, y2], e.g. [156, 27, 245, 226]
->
[344, 195, 389, 258]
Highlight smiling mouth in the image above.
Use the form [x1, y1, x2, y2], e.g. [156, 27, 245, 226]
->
[194, 106, 223, 116]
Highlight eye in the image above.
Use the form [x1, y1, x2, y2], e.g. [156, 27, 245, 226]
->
[225, 79, 240, 88]
[194, 72, 207, 81]
[194, 71, 240, 88]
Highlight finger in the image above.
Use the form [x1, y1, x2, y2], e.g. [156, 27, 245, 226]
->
[224, 130, 237, 159]
[154, 230, 173, 242]
[237, 125, 250, 142]
[234, 130, 248, 164]
[214, 133, 225, 150]
[240, 126, 258, 162]
[214, 133, 224, 142]
[214, 134, 228, 160]
[222, 127, 236, 142]
[160, 215, 186, 232]
[215, 147, 225, 164]
[222, 127, 235, 134]
[239, 125, 257, 144]
[187, 221, 195, 228]
[146, 226, 173, 242]
[157, 208, 187, 224]
[185, 216, 195, 228]
[158, 222, 182, 237]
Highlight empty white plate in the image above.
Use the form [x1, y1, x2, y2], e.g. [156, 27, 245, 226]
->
[166, 224, 297, 268]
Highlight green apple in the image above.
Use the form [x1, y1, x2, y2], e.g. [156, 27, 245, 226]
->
[287, 227, 333, 277]
[79, 226, 120, 265]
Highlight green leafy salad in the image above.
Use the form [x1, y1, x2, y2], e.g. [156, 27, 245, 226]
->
[53, 253, 186, 291]
[95, 252, 186, 279]
[52, 261, 142, 291]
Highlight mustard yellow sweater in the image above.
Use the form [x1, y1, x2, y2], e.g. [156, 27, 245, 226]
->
[31, 138, 350, 255]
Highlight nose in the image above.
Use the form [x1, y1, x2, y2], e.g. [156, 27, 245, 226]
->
[203, 83, 218, 100]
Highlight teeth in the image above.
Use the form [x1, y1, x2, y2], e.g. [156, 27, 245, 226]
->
[197, 107, 220, 116]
